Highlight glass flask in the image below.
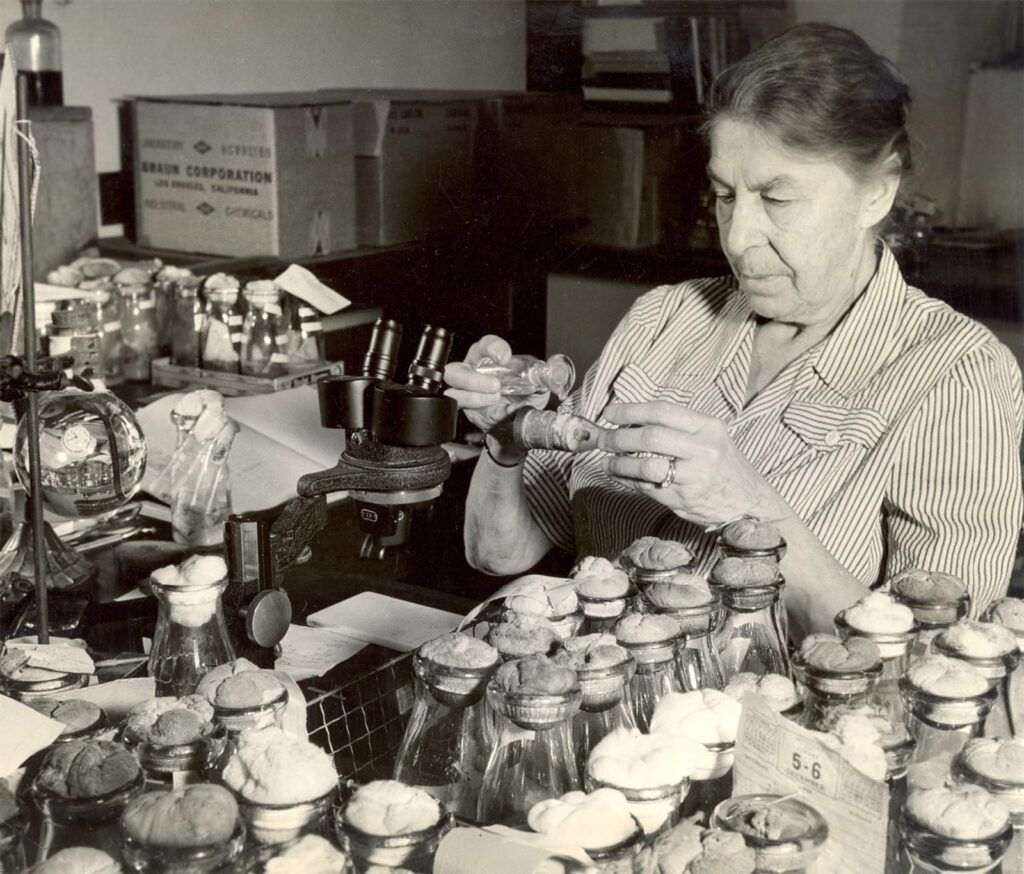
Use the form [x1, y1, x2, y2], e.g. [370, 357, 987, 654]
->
[646, 591, 726, 692]
[571, 655, 637, 784]
[900, 674, 997, 767]
[834, 609, 917, 727]
[147, 397, 206, 505]
[933, 623, 1021, 739]
[709, 571, 790, 682]
[30, 766, 145, 864]
[619, 633, 685, 733]
[14, 390, 147, 518]
[393, 649, 498, 822]
[474, 353, 576, 401]
[791, 645, 882, 732]
[240, 282, 288, 378]
[337, 789, 452, 874]
[201, 286, 241, 373]
[118, 284, 158, 382]
[899, 806, 1012, 874]
[170, 276, 204, 367]
[148, 576, 235, 698]
[4, 0, 62, 107]
[170, 417, 237, 547]
[287, 302, 325, 368]
[477, 677, 582, 828]
[952, 739, 1024, 874]
[712, 794, 830, 874]
[891, 572, 971, 665]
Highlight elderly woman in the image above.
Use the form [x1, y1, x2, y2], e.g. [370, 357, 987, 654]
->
[444, 23, 1024, 638]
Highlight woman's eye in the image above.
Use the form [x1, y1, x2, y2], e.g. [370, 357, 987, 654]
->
[714, 192, 734, 205]
[762, 194, 789, 206]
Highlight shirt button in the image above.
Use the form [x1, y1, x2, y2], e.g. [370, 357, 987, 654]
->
[824, 430, 841, 446]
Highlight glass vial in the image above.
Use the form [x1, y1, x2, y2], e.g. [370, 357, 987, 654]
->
[619, 634, 686, 733]
[287, 302, 326, 369]
[710, 572, 790, 682]
[240, 281, 288, 378]
[791, 649, 883, 733]
[4, 0, 62, 107]
[80, 284, 124, 386]
[201, 286, 241, 373]
[569, 655, 637, 783]
[148, 577, 236, 698]
[900, 673, 997, 767]
[170, 276, 204, 368]
[474, 353, 576, 400]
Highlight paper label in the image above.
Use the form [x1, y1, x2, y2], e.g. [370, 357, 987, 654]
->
[732, 694, 889, 874]
[303, 321, 323, 333]
[193, 314, 204, 330]
[138, 299, 155, 310]
[274, 263, 351, 315]
[298, 306, 316, 317]
[104, 320, 121, 332]
[265, 304, 282, 316]
[271, 352, 289, 364]
[230, 332, 243, 344]
[228, 315, 243, 326]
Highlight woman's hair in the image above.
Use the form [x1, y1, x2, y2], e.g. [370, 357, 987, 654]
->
[704, 22, 911, 181]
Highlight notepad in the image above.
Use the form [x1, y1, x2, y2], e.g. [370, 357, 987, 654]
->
[306, 592, 463, 652]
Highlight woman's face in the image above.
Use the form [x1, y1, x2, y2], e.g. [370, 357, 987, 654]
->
[708, 118, 880, 327]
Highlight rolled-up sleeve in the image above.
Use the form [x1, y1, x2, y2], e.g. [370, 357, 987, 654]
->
[885, 341, 1024, 612]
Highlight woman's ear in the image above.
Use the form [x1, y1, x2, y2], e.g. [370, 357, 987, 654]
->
[859, 158, 902, 229]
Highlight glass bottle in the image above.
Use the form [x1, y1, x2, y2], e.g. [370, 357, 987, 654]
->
[170, 417, 237, 547]
[79, 285, 124, 386]
[709, 572, 790, 682]
[933, 622, 1020, 739]
[899, 802, 1012, 874]
[791, 646, 882, 733]
[952, 738, 1024, 874]
[900, 674, 997, 767]
[891, 572, 971, 666]
[711, 794, 830, 874]
[153, 266, 194, 358]
[201, 286, 241, 373]
[4, 0, 62, 107]
[148, 576, 235, 698]
[170, 276, 204, 367]
[147, 398, 206, 505]
[287, 302, 326, 369]
[834, 610, 917, 727]
[46, 303, 101, 380]
[577, 582, 636, 635]
[619, 633, 686, 733]
[983, 598, 1024, 750]
[393, 649, 499, 823]
[122, 725, 227, 791]
[477, 676, 582, 828]
[240, 281, 288, 378]
[570, 655, 637, 784]
[645, 591, 726, 692]
[474, 353, 576, 400]
[0, 450, 15, 549]
[119, 284, 158, 382]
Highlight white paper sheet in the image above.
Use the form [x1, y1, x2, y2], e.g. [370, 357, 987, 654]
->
[274, 264, 350, 315]
[50, 677, 156, 723]
[306, 592, 464, 652]
[275, 624, 367, 682]
[732, 694, 889, 874]
[0, 696, 63, 776]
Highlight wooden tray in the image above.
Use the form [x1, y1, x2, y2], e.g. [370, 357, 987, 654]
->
[150, 357, 343, 396]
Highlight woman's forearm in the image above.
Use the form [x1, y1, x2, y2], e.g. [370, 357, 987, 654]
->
[464, 451, 554, 575]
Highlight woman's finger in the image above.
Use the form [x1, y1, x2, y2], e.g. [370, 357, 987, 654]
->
[604, 453, 673, 485]
[443, 387, 504, 411]
[598, 424, 694, 457]
[603, 401, 708, 432]
[444, 361, 502, 395]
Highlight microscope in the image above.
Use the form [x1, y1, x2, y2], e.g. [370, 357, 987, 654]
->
[224, 319, 458, 666]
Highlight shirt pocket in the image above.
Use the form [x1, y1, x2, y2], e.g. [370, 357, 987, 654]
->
[765, 400, 889, 479]
[607, 362, 697, 408]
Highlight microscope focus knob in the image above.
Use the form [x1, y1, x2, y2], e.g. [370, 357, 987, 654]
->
[244, 589, 292, 649]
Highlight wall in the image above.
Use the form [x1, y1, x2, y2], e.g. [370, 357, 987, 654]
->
[0, 0, 526, 174]
[792, 0, 1012, 224]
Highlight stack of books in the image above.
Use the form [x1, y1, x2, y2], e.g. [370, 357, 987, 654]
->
[581, 16, 674, 106]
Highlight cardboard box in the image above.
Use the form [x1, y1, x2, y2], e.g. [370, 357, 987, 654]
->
[132, 92, 357, 258]
[319, 90, 478, 247]
[473, 92, 582, 232]
[568, 117, 694, 250]
[30, 106, 98, 279]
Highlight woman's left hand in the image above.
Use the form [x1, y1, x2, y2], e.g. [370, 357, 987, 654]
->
[598, 401, 784, 527]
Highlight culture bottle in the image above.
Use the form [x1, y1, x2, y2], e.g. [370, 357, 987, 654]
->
[569, 654, 638, 783]
[890, 571, 971, 665]
[393, 647, 499, 822]
[170, 276, 204, 367]
[618, 629, 686, 733]
[240, 281, 288, 377]
[4, 0, 62, 106]
[791, 644, 882, 733]
[201, 286, 241, 373]
[900, 671, 997, 767]
[118, 285, 158, 382]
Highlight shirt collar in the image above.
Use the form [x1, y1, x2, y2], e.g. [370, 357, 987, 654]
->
[810, 244, 908, 397]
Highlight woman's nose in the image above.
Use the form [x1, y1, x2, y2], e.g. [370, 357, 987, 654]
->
[721, 195, 767, 257]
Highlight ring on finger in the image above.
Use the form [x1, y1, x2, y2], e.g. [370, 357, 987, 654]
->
[656, 457, 677, 489]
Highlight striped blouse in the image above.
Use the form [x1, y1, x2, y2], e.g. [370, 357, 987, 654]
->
[523, 246, 1024, 612]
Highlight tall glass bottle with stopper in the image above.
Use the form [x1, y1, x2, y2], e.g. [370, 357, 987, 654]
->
[791, 633, 883, 732]
[473, 352, 575, 401]
[393, 633, 501, 823]
[900, 654, 996, 768]
[834, 591, 918, 726]
[4, 0, 62, 106]
[709, 517, 789, 682]
[477, 655, 582, 828]
[932, 619, 1020, 738]
[890, 568, 971, 665]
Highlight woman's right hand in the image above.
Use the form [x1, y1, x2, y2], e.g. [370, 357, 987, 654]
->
[443, 334, 519, 433]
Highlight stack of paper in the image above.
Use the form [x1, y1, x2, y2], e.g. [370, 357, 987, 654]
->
[306, 592, 464, 652]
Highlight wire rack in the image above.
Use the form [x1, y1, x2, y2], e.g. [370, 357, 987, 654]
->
[303, 647, 416, 783]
